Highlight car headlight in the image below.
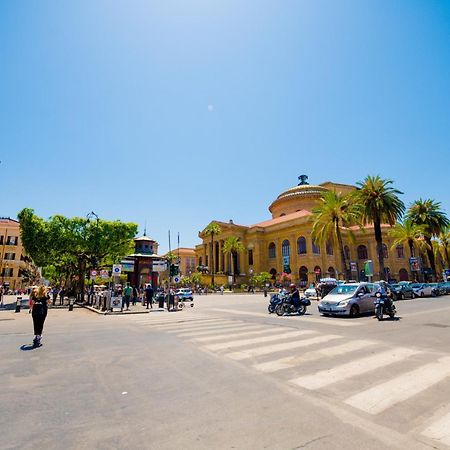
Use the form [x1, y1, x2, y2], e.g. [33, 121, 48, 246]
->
[338, 300, 349, 306]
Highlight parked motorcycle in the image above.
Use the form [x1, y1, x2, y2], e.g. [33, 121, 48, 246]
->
[374, 291, 396, 321]
[275, 295, 311, 316]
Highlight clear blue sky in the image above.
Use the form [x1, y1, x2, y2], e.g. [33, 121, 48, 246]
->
[1, 1, 449, 253]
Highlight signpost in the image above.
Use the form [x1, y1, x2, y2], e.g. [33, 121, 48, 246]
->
[112, 264, 122, 276]
[100, 270, 109, 279]
[153, 261, 168, 272]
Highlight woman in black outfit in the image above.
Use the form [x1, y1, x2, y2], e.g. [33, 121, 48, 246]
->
[30, 286, 49, 347]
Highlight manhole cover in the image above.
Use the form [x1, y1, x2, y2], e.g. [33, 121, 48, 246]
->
[425, 323, 450, 328]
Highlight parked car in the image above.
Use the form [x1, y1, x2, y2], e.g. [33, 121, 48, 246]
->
[438, 282, 450, 295]
[410, 283, 434, 298]
[174, 288, 194, 301]
[428, 283, 441, 297]
[317, 282, 377, 317]
[389, 283, 415, 300]
[303, 284, 317, 298]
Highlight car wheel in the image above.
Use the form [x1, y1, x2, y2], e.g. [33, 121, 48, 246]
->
[421, 292, 425, 297]
[349, 304, 360, 318]
[399, 293, 404, 300]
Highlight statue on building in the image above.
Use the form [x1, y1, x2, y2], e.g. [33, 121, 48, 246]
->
[298, 174, 309, 186]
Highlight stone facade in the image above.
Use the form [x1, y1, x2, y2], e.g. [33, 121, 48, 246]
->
[195, 179, 411, 286]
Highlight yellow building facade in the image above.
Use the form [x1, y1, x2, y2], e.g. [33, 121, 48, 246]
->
[0, 217, 32, 290]
[195, 179, 411, 286]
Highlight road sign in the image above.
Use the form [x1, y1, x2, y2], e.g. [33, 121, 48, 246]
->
[153, 261, 167, 272]
[90, 270, 98, 278]
[350, 261, 357, 273]
[173, 275, 181, 283]
[110, 296, 122, 310]
[409, 257, 420, 272]
[100, 270, 109, 279]
[112, 264, 122, 276]
[120, 261, 134, 272]
[364, 260, 373, 277]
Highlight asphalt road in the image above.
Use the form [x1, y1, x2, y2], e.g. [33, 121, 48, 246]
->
[1, 293, 450, 450]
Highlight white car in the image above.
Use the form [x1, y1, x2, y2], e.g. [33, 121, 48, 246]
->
[303, 284, 317, 298]
[410, 283, 434, 298]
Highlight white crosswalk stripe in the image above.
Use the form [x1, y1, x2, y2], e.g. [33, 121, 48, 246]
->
[345, 356, 450, 414]
[253, 339, 377, 373]
[289, 347, 420, 390]
[204, 330, 313, 351]
[422, 411, 450, 447]
[180, 325, 270, 338]
[165, 321, 245, 333]
[189, 327, 283, 342]
[227, 334, 340, 361]
[153, 319, 232, 330]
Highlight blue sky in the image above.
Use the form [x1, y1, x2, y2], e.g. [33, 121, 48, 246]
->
[1, 0, 449, 252]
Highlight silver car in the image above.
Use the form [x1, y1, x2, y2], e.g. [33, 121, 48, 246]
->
[317, 283, 377, 317]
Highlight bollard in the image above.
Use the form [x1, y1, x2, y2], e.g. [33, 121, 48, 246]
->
[15, 297, 22, 313]
[68, 297, 74, 311]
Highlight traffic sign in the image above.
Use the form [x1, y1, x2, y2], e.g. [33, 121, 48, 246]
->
[173, 275, 181, 283]
[90, 270, 98, 278]
[100, 270, 109, 279]
[112, 264, 122, 275]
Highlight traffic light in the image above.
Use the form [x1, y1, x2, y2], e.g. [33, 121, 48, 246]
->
[169, 264, 179, 276]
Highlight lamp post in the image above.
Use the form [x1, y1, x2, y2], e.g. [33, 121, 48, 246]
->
[86, 211, 100, 305]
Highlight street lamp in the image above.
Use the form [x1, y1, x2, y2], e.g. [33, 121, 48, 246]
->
[86, 211, 100, 305]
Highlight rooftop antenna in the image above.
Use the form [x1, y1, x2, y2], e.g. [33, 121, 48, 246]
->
[143, 220, 147, 236]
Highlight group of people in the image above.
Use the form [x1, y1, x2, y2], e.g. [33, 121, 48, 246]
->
[119, 283, 155, 311]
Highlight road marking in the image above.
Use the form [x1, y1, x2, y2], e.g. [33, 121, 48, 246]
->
[179, 325, 268, 338]
[203, 330, 314, 351]
[228, 334, 340, 361]
[152, 319, 232, 330]
[422, 411, 450, 447]
[289, 347, 420, 390]
[165, 321, 246, 333]
[210, 308, 363, 327]
[132, 317, 221, 326]
[253, 339, 378, 373]
[345, 356, 450, 414]
[189, 327, 282, 342]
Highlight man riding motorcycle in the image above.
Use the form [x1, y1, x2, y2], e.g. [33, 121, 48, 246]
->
[375, 281, 395, 316]
[289, 283, 300, 308]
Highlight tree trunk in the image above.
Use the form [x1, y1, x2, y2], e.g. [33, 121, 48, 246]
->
[408, 239, 416, 281]
[211, 233, 215, 286]
[425, 236, 437, 282]
[335, 220, 348, 281]
[374, 218, 385, 281]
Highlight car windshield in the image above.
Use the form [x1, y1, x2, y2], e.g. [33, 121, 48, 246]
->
[390, 284, 400, 289]
[328, 285, 358, 295]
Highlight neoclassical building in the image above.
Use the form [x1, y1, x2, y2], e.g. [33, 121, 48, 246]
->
[195, 177, 411, 286]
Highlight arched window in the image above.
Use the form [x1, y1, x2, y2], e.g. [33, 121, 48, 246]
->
[344, 245, 350, 261]
[382, 244, 388, 259]
[268, 242, 276, 259]
[312, 239, 320, 255]
[269, 268, 277, 280]
[314, 265, 322, 281]
[396, 244, 404, 258]
[399, 268, 409, 281]
[328, 266, 336, 278]
[282, 240, 290, 257]
[357, 245, 368, 260]
[297, 236, 307, 255]
[326, 241, 333, 256]
[299, 266, 308, 287]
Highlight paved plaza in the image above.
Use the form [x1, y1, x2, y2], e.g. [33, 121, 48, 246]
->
[2, 293, 450, 449]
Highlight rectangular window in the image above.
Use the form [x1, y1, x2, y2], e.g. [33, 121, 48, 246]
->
[1, 268, 13, 277]
[4, 253, 15, 260]
[248, 249, 254, 266]
[0, 235, 3, 245]
[6, 236, 18, 245]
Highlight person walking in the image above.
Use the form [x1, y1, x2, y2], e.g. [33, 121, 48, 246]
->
[59, 288, 65, 306]
[132, 286, 138, 306]
[30, 286, 49, 348]
[122, 283, 132, 311]
[144, 284, 154, 309]
[52, 287, 58, 306]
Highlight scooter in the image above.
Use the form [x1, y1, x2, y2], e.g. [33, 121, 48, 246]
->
[275, 295, 311, 316]
[374, 292, 396, 321]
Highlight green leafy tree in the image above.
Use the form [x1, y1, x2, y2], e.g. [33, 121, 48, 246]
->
[353, 176, 405, 280]
[311, 190, 362, 280]
[250, 271, 271, 288]
[222, 236, 244, 282]
[438, 228, 450, 269]
[203, 222, 222, 286]
[406, 199, 450, 280]
[18, 208, 138, 296]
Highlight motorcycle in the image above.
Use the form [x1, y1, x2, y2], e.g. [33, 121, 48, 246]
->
[275, 295, 311, 316]
[268, 293, 285, 313]
[374, 291, 396, 321]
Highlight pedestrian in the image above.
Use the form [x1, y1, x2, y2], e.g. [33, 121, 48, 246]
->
[59, 288, 65, 306]
[52, 287, 58, 306]
[122, 283, 132, 311]
[144, 284, 154, 309]
[220, 285, 224, 295]
[30, 286, 50, 348]
[132, 285, 138, 306]
[0, 287, 3, 307]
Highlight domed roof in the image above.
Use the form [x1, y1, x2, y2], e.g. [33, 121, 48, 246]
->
[269, 175, 328, 214]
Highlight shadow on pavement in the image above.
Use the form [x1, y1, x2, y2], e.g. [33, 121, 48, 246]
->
[20, 344, 38, 351]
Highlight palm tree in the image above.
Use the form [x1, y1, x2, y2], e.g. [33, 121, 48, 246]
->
[406, 199, 450, 281]
[354, 176, 405, 280]
[222, 236, 245, 283]
[203, 222, 221, 286]
[438, 228, 450, 269]
[311, 190, 362, 281]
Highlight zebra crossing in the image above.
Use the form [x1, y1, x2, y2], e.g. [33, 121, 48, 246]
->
[138, 315, 450, 448]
